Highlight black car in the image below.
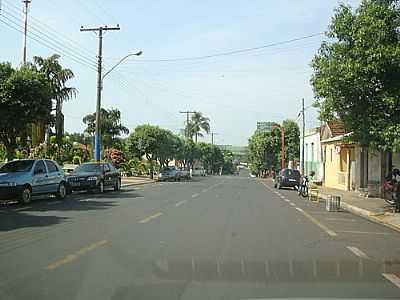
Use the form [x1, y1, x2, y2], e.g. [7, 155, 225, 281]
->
[274, 168, 300, 189]
[67, 162, 121, 193]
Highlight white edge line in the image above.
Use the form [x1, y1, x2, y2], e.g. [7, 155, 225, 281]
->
[346, 246, 369, 259]
[295, 207, 304, 212]
[382, 273, 400, 288]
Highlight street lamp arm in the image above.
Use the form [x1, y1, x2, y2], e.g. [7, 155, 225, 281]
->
[102, 51, 143, 80]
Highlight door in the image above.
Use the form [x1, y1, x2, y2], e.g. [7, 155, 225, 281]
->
[103, 163, 113, 186]
[32, 160, 49, 195]
[45, 160, 62, 193]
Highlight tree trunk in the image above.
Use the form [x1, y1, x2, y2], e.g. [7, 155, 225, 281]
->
[5, 140, 16, 161]
[195, 133, 198, 143]
[149, 160, 154, 179]
[55, 102, 64, 146]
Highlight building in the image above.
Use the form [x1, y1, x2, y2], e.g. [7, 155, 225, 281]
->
[256, 122, 274, 134]
[299, 127, 323, 182]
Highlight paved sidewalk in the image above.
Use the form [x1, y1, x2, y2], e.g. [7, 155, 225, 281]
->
[121, 176, 155, 187]
[312, 185, 400, 232]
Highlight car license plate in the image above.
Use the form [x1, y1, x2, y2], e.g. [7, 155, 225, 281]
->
[71, 182, 80, 187]
[289, 179, 296, 182]
[0, 183, 9, 187]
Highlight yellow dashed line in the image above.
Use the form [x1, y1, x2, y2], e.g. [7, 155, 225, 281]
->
[46, 239, 109, 271]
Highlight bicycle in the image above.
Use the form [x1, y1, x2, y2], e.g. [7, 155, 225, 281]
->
[298, 176, 309, 197]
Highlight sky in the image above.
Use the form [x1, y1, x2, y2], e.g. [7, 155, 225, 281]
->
[0, 0, 361, 146]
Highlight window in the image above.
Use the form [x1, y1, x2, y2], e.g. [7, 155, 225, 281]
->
[34, 160, 46, 174]
[311, 143, 315, 162]
[103, 164, 110, 172]
[45, 160, 59, 173]
[0, 160, 34, 173]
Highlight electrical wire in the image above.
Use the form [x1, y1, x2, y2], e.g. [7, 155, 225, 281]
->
[117, 33, 324, 63]
[2, 0, 97, 60]
[1, 6, 98, 68]
[0, 16, 98, 71]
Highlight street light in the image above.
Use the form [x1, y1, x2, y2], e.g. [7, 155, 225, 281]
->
[93, 50, 143, 161]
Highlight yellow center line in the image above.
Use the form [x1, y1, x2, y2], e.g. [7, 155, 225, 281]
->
[138, 212, 163, 224]
[45, 239, 109, 271]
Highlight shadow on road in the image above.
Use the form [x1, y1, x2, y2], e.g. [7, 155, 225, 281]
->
[0, 210, 69, 231]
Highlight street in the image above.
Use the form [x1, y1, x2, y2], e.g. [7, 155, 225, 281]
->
[1, 172, 400, 300]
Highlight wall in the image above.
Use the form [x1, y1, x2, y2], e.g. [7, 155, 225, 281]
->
[300, 129, 323, 181]
[323, 143, 355, 191]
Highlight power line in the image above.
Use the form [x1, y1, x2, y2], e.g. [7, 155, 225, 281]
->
[0, 17, 97, 71]
[117, 33, 323, 63]
[2, 0, 96, 60]
[1, 6, 98, 68]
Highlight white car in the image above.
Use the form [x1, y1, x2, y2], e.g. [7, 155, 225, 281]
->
[191, 167, 206, 177]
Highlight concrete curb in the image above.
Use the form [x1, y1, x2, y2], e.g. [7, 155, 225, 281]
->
[121, 180, 156, 188]
[318, 193, 400, 233]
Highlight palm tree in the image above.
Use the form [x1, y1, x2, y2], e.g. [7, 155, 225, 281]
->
[31, 54, 77, 145]
[188, 112, 210, 143]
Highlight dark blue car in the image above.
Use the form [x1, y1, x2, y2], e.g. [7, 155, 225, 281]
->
[0, 159, 68, 204]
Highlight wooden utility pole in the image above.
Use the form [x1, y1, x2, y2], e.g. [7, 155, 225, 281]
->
[301, 98, 305, 175]
[22, 0, 31, 64]
[179, 111, 196, 139]
[81, 25, 120, 161]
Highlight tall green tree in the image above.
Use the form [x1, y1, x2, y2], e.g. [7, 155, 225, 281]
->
[31, 54, 77, 145]
[0, 64, 52, 160]
[83, 108, 129, 148]
[311, 0, 400, 150]
[186, 112, 210, 143]
[248, 128, 281, 175]
[282, 119, 300, 163]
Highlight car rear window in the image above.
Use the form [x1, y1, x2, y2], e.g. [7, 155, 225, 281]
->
[0, 160, 35, 173]
[283, 169, 300, 177]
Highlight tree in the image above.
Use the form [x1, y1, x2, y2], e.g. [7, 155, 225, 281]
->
[0, 64, 52, 160]
[311, 0, 400, 150]
[83, 108, 129, 148]
[248, 128, 281, 175]
[31, 54, 77, 145]
[198, 142, 224, 174]
[176, 139, 201, 169]
[282, 119, 300, 163]
[186, 112, 210, 143]
[126, 125, 164, 179]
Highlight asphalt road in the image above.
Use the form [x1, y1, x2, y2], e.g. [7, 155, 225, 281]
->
[1, 171, 400, 300]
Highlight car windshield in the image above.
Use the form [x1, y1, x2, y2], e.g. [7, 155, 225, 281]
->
[73, 163, 103, 173]
[0, 160, 34, 173]
[283, 169, 300, 177]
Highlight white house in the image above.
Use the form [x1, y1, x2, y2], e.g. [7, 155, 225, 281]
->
[299, 127, 323, 182]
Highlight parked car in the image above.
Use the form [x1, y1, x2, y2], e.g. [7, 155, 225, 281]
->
[191, 167, 206, 177]
[274, 168, 301, 189]
[66, 162, 121, 193]
[62, 164, 78, 176]
[0, 159, 68, 204]
[158, 166, 179, 181]
[177, 168, 191, 180]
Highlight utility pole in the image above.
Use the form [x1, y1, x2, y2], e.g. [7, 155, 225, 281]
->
[22, 0, 31, 64]
[301, 98, 305, 175]
[179, 111, 196, 139]
[81, 25, 120, 161]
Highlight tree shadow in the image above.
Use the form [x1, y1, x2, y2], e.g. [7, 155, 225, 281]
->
[0, 210, 69, 231]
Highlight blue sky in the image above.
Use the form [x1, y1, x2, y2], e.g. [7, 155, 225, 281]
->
[0, 0, 361, 146]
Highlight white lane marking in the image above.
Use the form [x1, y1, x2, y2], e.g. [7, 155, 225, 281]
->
[138, 212, 163, 224]
[290, 203, 296, 207]
[325, 218, 356, 222]
[175, 200, 187, 207]
[295, 207, 304, 212]
[382, 273, 400, 289]
[338, 230, 391, 236]
[202, 189, 208, 193]
[284, 199, 290, 202]
[346, 246, 369, 259]
[191, 193, 200, 198]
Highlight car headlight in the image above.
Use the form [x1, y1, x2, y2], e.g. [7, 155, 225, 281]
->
[87, 176, 98, 181]
[8, 182, 17, 187]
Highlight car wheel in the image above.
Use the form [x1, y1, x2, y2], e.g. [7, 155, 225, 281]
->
[19, 186, 32, 205]
[114, 179, 121, 191]
[56, 182, 67, 200]
[98, 181, 104, 193]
